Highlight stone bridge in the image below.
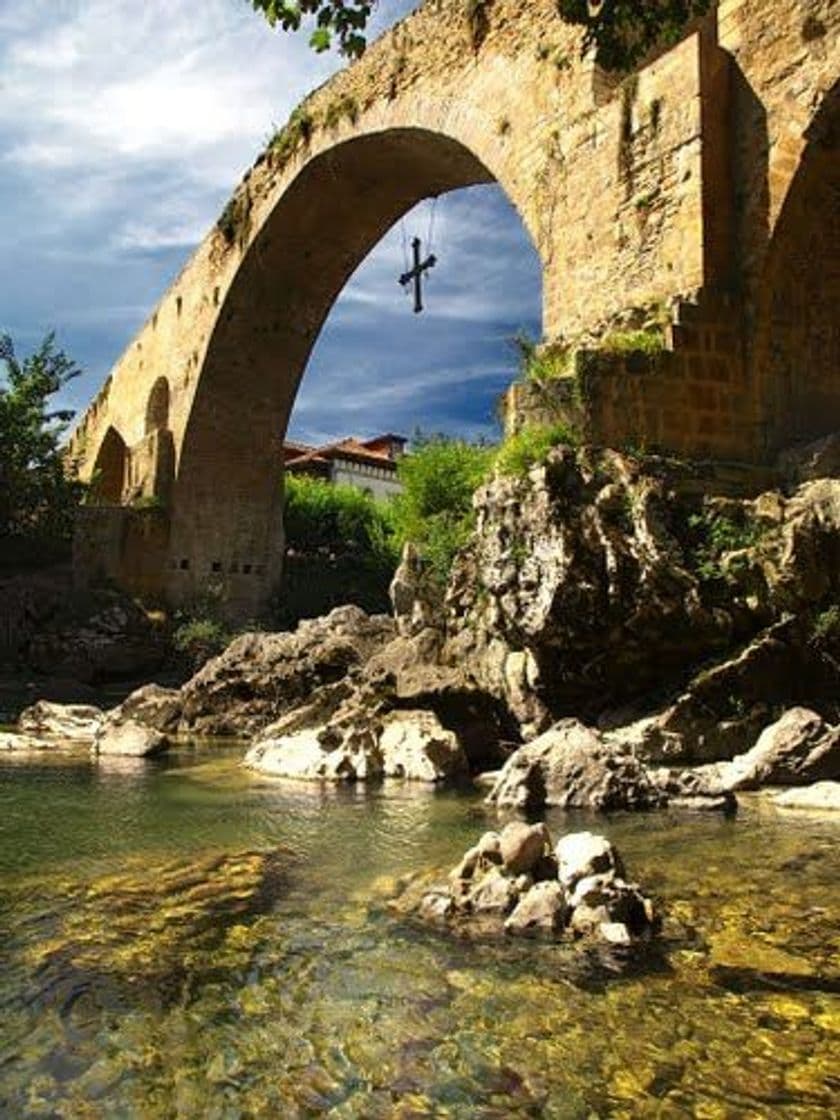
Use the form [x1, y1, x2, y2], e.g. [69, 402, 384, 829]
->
[68, 0, 839, 617]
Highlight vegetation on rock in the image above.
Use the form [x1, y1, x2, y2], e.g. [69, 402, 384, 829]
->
[495, 422, 579, 478]
[387, 434, 495, 585]
[0, 332, 85, 569]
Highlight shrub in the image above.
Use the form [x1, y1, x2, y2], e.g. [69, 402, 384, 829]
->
[511, 333, 572, 383]
[283, 474, 395, 563]
[172, 617, 232, 671]
[388, 434, 495, 584]
[688, 509, 765, 582]
[495, 422, 579, 478]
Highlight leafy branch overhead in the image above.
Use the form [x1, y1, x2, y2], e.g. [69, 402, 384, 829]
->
[250, 0, 373, 57]
[248, 0, 712, 69]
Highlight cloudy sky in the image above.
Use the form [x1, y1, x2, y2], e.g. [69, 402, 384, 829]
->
[0, 0, 542, 445]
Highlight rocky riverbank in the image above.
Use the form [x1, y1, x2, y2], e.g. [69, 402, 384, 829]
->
[5, 443, 840, 816]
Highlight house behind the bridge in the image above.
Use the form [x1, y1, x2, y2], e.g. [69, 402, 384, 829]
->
[283, 434, 406, 501]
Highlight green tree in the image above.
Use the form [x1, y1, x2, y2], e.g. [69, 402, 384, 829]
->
[388, 433, 494, 584]
[0, 332, 85, 567]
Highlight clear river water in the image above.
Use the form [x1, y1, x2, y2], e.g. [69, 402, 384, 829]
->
[0, 743, 837, 1118]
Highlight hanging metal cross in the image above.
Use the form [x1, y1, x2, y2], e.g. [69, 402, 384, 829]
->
[399, 237, 437, 313]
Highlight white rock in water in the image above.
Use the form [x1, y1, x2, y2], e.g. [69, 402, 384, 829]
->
[555, 831, 624, 889]
[93, 718, 168, 758]
[0, 731, 53, 752]
[379, 710, 467, 782]
[772, 781, 840, 811]
[244, 728, 384, 782]
[18, 700, 104, 743]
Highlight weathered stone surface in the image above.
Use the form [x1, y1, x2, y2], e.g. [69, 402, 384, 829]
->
[486, 719, 663, 812]
[445, 450, 730, 730]
[772, 782, 840, 811]
[389, 542, 443, 639]
[504, 880, 566, 938]
[0, 731, 54, 752]
[723, 708, 840, 790]
[649, 708, 840, 801]
[93, 718, 169, 758]
[17, 700, 104, 743]
[647, 766, 738, 814]
[24, 593, 166, 684]
[555, 832, 625, 889]
[498, 821, 550, 875]
[179, 606, 395, 736]
[244, 706, 465, 784]
[243, 728, 381, 782]
[378, 709, 467, 782]
[404, 826, 656, 946]
[109, 684, 183, 734]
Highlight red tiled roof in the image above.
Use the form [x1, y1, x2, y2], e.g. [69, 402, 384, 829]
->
[283, 433, 405, 472]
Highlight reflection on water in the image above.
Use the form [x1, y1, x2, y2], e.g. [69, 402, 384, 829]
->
[0, 746, 838, 1117]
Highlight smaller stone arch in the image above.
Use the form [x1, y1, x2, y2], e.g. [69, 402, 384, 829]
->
[90, 426, 128, 504]
[145, 377, 170, 435]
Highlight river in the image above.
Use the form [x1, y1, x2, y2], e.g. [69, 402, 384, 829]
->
[0, 744, 837, 1117]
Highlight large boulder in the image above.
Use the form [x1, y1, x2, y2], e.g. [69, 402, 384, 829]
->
[243, 707, 466, 784]
[179, 606, 395, 737]
[649, 707, 840, 800]
[93, 718, 169, 758]
[108, 684, 183, 734]
[721, 708, 840, 790]
[17, 700, 104, 743]
[486, 719, 664, 812]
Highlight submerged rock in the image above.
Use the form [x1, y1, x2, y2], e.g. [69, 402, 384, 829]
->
[486, 719, 664, 812]
[17, 700, 104, 743]
[772, 781, 840, 811]
[397, 825, 657, 946]
[0, 731, 54, 752]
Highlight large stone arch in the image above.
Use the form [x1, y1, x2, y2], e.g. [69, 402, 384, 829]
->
[65, 0, 840, 615]
[170, 127, 512, 611]
[751, 78, 840, 455]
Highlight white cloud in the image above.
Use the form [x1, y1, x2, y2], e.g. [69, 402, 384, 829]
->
[1, 0, 542, 442]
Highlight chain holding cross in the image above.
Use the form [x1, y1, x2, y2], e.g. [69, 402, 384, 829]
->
[399, 237, 437, 313]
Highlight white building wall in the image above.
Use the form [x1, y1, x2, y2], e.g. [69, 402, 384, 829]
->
[331, 459, 403, 501]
